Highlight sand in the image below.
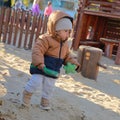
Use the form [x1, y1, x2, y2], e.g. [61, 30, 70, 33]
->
[0, 42, 120, 120]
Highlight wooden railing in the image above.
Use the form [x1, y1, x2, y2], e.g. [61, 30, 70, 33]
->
[85, 0, 120, 13]
[0, 7, 48, 49]
[81, 0, 120, 19]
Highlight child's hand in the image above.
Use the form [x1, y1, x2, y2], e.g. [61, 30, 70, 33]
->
[43, 67, 59, 78]
[38, 64, 45, 69]
[30, 63, 45, 69]
[63, 62, 77, 74]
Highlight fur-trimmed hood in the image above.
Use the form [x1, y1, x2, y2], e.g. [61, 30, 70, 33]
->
[47, 10, 73, 37]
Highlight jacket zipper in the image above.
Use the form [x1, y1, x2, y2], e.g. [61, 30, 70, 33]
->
[59, 41, 62, 59]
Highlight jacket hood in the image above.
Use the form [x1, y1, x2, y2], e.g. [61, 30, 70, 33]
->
[47, 10, 73, 37]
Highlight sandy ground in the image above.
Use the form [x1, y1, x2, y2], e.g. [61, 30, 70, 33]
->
[0, 42, 120, 120]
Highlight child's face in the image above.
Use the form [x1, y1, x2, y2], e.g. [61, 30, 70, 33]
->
[56, 30, 71, 41]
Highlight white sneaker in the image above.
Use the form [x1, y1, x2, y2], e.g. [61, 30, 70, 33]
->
[40, 97, 51, 110]
[40, 104, 51, 110]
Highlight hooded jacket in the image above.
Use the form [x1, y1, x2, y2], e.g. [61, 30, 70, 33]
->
[30, 10, 79, 78]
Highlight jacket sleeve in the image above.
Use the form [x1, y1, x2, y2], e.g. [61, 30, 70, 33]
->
[32, 37, 49, 66]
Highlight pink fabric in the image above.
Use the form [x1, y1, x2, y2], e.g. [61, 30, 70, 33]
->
[44, 5, 53, 16]
[32, 4, 40, 16]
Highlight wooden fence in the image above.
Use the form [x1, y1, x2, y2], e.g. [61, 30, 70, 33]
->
[0, 7, 48, 49]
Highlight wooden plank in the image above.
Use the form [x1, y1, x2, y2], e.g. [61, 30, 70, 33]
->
[88, 0, 113, 5]
[7, 9, 15, 44]
[41, 16, 48, 34]
[3, 8, 11, 43]
[84, 9, 120, 19]
[24, 11, 32, 48]
[35, 15, 43, 40]
[13, 10, 20, 46]
[0, 7, 5, 40]
[72, 0, 89, 50]
[17, 10, 26, 48]
[28, 15, 37, 49]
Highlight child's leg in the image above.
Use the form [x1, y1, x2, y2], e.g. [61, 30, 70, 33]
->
[40, 76, 56, 109]
[22, 74, 43, 106]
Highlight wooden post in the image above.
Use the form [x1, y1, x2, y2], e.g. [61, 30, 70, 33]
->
[13, 10, 20, 46]
[24, 11, 32, 48]
[35, 15, 43, 40]
[28, 15, 37, 49]
[18, 10, 26, 48]
[0, 7, 5, 40]
[3, 8, 11, 43]
[78, 46, 103, 80]
[7, 9, 15, 44]
[115, 42, 120, 65]
[42, 16, 48, 34]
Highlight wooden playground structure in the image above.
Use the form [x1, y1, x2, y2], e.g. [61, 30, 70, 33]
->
[72, 0, 120, 64]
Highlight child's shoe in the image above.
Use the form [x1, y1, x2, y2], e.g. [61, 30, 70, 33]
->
[22, 90, 32, 108]
[40, 97, 51, 110]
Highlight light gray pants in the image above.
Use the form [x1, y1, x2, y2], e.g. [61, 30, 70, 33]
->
[25, 74, 56, 100]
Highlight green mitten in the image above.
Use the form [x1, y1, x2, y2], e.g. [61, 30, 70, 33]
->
[43, 67, 59, 78]
[63, 62, 77, 74]
[30, 63, 37, 68]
